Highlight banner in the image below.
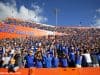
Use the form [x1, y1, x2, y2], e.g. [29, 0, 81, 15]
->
[0, 23, 55, 39]
[0, 68, 100, 75]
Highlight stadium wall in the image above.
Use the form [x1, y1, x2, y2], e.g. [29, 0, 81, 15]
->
[0, 68, 100, 75]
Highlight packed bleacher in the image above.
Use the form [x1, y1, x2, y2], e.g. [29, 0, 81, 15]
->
[2, 18, 100, 35]
[2, 18, 55, 31]
[0, 18, 100, 72]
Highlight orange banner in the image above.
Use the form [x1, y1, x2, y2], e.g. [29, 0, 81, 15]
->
[0, 68, 100, 75]
[0, 23, 54, 39]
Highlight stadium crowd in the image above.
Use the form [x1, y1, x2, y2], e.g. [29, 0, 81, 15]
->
[0, 32, 100, 70]
[0, 18, 100, 72]
[2, 18, 55, 31]
[3, 18, 100, 35]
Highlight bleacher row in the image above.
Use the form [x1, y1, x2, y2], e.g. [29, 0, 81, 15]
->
[2, 18, 100, 35]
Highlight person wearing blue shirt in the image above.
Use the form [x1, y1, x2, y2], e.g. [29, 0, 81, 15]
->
[61, 52, 68, 67]
[33, 46, 38, 52]
[70, 52, 75, 62]
[35, 60, 43, 68]
[52, 53, 59, 68]
[75, 51, 82, 68]
[97, 51, 100, 66]
[56, 44, 60, 50]
[69, 49, 75, 67]
[24, 50, 34, 68]
[47, 48, 53, 57]
[42, 53, 46, 68]
[65, 46, 69, 55]
[34, 51, 43, 68]
[45, 53, 52, 68]
[0, 46, 3, 55]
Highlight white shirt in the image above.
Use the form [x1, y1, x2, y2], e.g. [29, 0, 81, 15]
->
[82, 53, 92, 63]
[10, 49, 15, 54]
[2, 56, 11, 65]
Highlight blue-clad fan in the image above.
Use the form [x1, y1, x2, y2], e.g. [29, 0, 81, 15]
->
[24, 50, 34, 68]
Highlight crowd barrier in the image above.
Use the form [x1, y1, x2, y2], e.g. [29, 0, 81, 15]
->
[0, 68, 100, 75]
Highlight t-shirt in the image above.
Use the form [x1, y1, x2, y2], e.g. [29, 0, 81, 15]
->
[61, 58, 68, 67]
[56, 44, 60, 50]
[42, 54, 47, 67]
[69, 52, 75, 62]
[76, 55, 82, 65]
[45, 56, 52, 68]
[82, 53, 92, 63]
[36, 60, 43, 68]
[76, 48, 80, 51]
[33, 47, 38, 52]
[91, 54, 98, 64]
[97, 54, 100, 61]
[47, 49, 53, 57]
[25, 55, 34, 68]
[0, 49, 3, 54]
[65, 47, 69, 54]
[2, 56, 11, 65]
[52, 57, 59, 67]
